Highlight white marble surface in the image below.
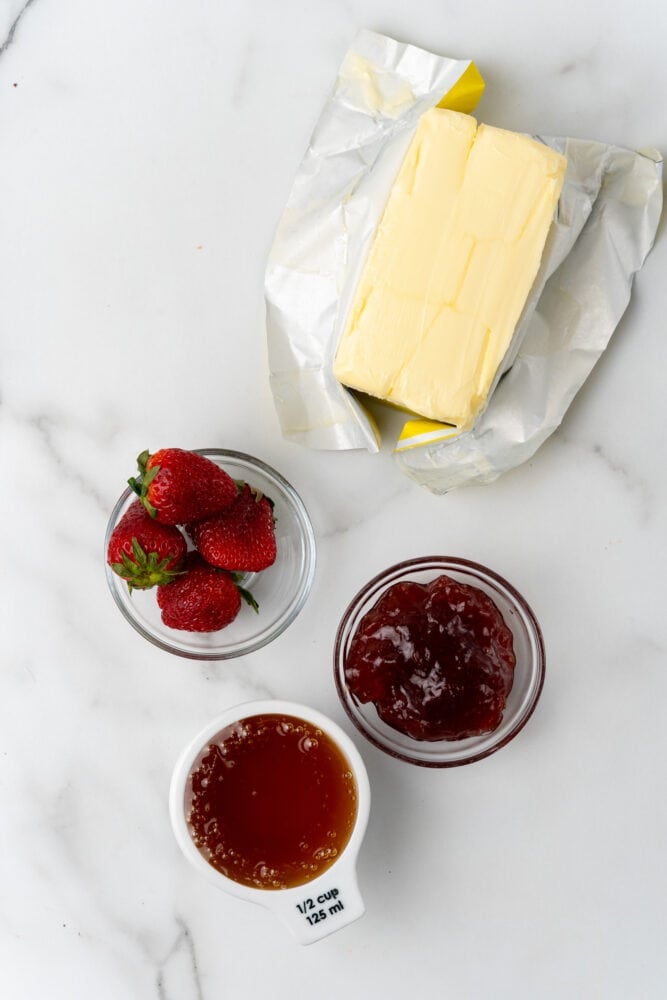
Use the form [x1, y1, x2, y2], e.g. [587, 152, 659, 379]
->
[1, 1, 666, 997]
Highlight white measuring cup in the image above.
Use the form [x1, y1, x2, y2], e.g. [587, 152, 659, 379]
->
[169, 700, 371, 944]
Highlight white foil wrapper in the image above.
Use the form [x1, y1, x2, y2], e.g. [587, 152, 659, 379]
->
[265, 29, 663, 492]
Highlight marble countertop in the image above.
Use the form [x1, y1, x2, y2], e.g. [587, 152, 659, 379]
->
[1, 1, 666, 997]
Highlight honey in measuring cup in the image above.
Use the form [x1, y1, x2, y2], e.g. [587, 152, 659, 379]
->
[185, 713, 359, 890]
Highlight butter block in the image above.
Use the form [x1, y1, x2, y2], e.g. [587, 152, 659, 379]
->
[333, 108, 566, 428]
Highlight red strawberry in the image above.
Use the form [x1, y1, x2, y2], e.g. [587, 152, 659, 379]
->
[107, 500, 187, 590]
[188, 483, 277, 572]
[157, 552, 254, 632]
[128, 448, 237, 525]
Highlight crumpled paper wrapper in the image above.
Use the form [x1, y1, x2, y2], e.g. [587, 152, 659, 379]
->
[265, 29, 663, 493]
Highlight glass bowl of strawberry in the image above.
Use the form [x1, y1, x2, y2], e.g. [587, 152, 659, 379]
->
[334, 557, 545, 767]
[105, 449, 316, 659]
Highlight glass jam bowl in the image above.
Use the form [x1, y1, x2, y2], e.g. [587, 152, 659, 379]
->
[105, 449, 316, 659]
[334, 557, 545, 767]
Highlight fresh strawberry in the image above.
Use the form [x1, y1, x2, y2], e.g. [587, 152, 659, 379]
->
[128, 448, 238, 525]
[157, 552, 255, 632]
[188, 483, 277, 572]
[107, 500, 187, 590]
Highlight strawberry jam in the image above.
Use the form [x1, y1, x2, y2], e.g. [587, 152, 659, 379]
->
[185, 714, 358, 890]
[344, 575, 516, 741]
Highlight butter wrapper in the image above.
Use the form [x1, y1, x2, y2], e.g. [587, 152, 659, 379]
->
[265, 29, 663, 492]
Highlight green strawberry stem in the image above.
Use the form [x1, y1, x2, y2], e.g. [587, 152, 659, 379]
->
[110, 536, 184, 592]
[238, 586, 259, 614]
[127, 449, 159, 518]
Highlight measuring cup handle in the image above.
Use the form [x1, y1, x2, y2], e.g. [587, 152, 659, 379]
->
[269, 866, 365, 945]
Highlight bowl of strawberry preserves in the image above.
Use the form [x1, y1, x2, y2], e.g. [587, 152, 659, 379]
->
[105, 449, 316, 659]
[334, 557, 545, 767]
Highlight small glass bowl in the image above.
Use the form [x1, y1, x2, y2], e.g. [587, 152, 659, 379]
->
[334, 557, 545, 767]
[105, 449, 316, 660]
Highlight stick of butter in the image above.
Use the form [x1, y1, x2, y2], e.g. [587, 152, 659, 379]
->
[333, 108, 567, 430]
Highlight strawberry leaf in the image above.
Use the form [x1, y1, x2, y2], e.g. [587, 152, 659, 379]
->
[110, 535, 184, 592]
[238, 586, 259, 614]
[128, 450, 159, 517]
[136, 450, 150, 475]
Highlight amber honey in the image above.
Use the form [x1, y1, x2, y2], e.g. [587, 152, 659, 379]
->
[185, 713, 358, 890]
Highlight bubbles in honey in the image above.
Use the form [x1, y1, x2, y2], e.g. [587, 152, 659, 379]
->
[298, 734, 319, 754]
[313, 846, 338, 861]
[185, 713, 358, 890]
